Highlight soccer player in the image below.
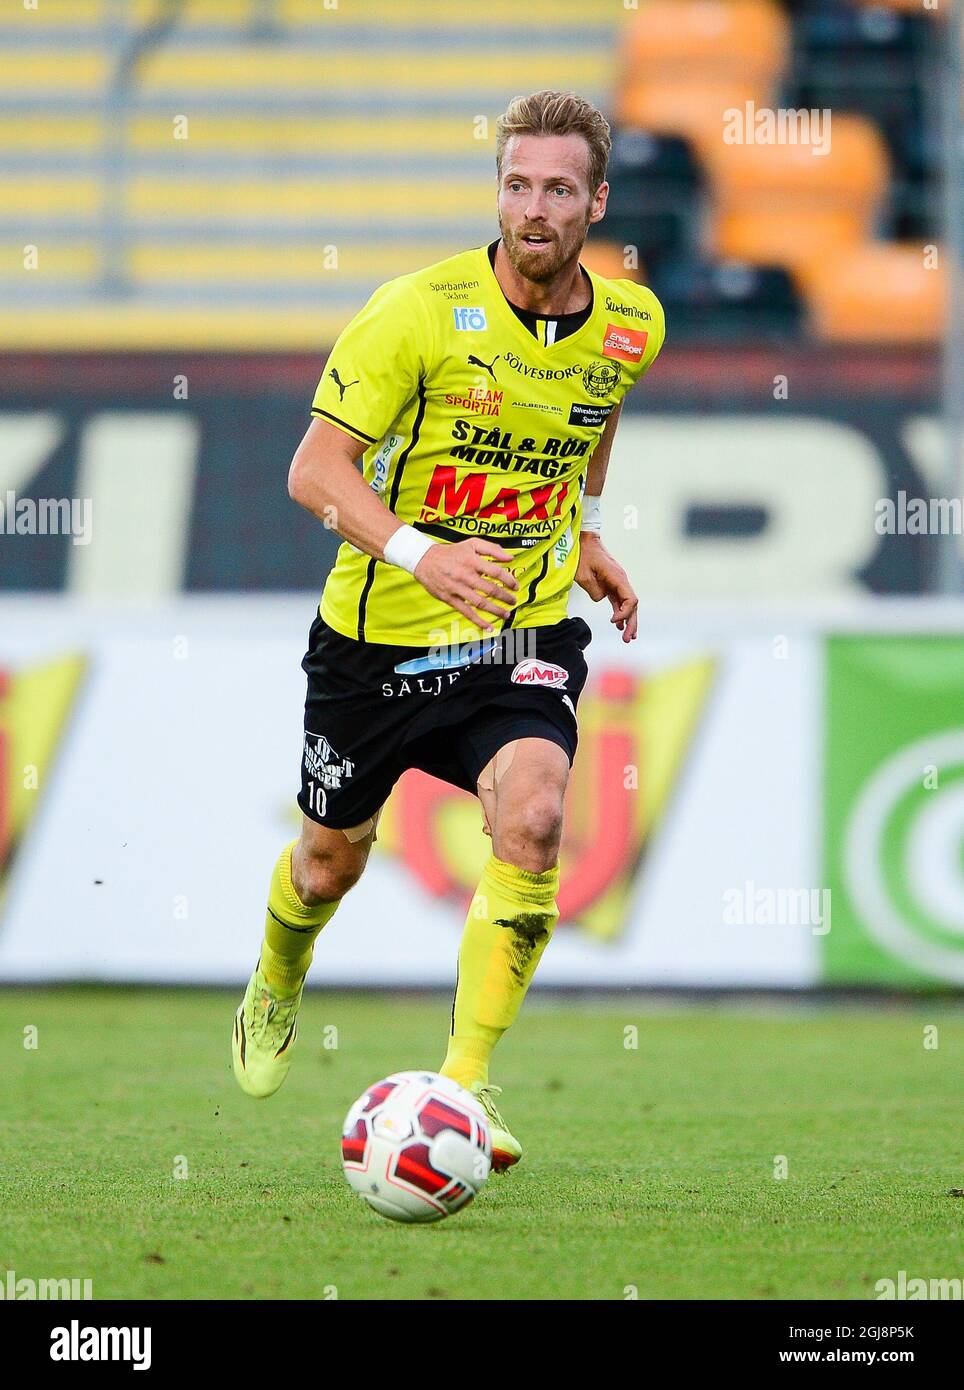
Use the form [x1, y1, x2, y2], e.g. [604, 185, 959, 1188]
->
[232, 89, 665, 1169]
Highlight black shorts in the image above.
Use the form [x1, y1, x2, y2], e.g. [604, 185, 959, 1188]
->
[297, 613, 592, 829]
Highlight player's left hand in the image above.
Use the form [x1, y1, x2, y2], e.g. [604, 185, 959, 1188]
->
[574, 534, 638, 642]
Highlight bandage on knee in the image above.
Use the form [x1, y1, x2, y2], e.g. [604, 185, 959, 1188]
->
[477, 740, 519, 794]
[342, 804, 384, 844]
[477, 741, 520, 836]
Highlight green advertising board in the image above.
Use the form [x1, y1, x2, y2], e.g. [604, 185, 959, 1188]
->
[825, 636, 964, 986]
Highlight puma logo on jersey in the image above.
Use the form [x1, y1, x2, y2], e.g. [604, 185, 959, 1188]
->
[467, 353, 500, 381]
[330, 368, 360, 401]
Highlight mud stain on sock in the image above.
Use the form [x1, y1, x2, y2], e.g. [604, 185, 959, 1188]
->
[494, 912, 551, 983]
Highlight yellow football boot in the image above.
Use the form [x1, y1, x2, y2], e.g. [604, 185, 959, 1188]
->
[471, 1082, 522, 1171]
[232, 965, 303, 1099]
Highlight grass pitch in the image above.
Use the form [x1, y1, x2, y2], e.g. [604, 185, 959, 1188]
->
[1, 989, 961, 1301]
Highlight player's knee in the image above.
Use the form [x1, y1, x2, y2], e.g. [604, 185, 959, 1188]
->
[292, 842, 366, 905]
[503, 791, 564, 861]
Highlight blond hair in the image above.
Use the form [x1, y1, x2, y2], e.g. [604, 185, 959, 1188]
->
[496, 90, 612, 195]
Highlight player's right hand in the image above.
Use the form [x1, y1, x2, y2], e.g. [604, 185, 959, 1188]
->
[413, 539, 519, 632]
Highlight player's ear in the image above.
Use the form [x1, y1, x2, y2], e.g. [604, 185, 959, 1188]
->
[589, 181, 609, 224]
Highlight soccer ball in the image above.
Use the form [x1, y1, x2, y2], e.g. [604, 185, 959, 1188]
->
[341, 1071, 492, 1223]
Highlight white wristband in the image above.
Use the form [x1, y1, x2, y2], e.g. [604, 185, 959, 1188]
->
[383, 523, 435, 575]
[580, 493, 602, 535]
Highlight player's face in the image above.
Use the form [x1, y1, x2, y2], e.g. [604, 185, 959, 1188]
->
[497, 134, 607, 284]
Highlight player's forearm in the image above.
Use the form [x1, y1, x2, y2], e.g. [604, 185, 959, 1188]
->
[584, 445, 610, 499]
[288, 447, 410, 561]
[581, 402, 622, 535]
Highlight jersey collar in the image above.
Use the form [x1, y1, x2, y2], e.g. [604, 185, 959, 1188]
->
[479, 243, 599, 357]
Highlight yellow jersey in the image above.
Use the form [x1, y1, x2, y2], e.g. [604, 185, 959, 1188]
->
[310, 243, 665, 645]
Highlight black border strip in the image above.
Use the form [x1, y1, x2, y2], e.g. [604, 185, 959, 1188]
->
[411, 519, 539, 550]
[310, 407, 377, 445]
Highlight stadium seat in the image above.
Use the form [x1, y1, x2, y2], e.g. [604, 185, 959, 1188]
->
[620, 0, 789, 84]
[715, 208, 869, 273]
[617, 79, 762, 152]
[787, 0, 936, 203]
[617, 0, 788, 145]
[0, 240, 100, 289]
[799, 241, 946, 343]
[889, 174, 942, 242]
[612, 128, 700, 184]
[127, 242, 463, 288]
[600, 129, 701, 267]
[648, 256, 801, 339]
[123, 175, 494, 225]
[794, 1, 930, 54]
[702, 113, 888, 203]
[0, 46, 104, 93]
[705, 114, 890, 272]
[137, 45, 609, 100]
[579, 240, 640, 283]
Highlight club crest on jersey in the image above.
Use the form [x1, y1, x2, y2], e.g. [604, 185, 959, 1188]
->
[603, 323, 649, 363]
[583, 361, 620, 398]
[453, 306, 488, 332]
[510, 658, 568, 688]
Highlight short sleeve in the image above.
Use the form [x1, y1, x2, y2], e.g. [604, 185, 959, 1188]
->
[638, 291, 666, 378]
[310, 277, 433, 446]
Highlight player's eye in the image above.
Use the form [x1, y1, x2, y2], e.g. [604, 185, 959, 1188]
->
[552, 185, 571, 197]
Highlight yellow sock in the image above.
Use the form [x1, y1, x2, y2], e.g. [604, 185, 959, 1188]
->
[441, 852, 559, 1089]
[259, 841, 340, 997]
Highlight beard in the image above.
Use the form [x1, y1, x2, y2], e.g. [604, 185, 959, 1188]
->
[498, 213, 588, 285]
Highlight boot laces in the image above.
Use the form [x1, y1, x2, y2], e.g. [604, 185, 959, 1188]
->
[251, 986, 298, 1048]
[475, 1084, 508, 1129]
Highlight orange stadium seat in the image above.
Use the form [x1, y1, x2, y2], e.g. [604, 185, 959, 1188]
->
[622, 0, 789, 83]
[701, 114, 889, 203]
[580, 240, 641, 282]
[618, 79, 761, 150]
[705, 115, 890, 272]
[617, 0, 789, 143]
[801, 241, 946, 344]
[716, 208, 869, 272]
